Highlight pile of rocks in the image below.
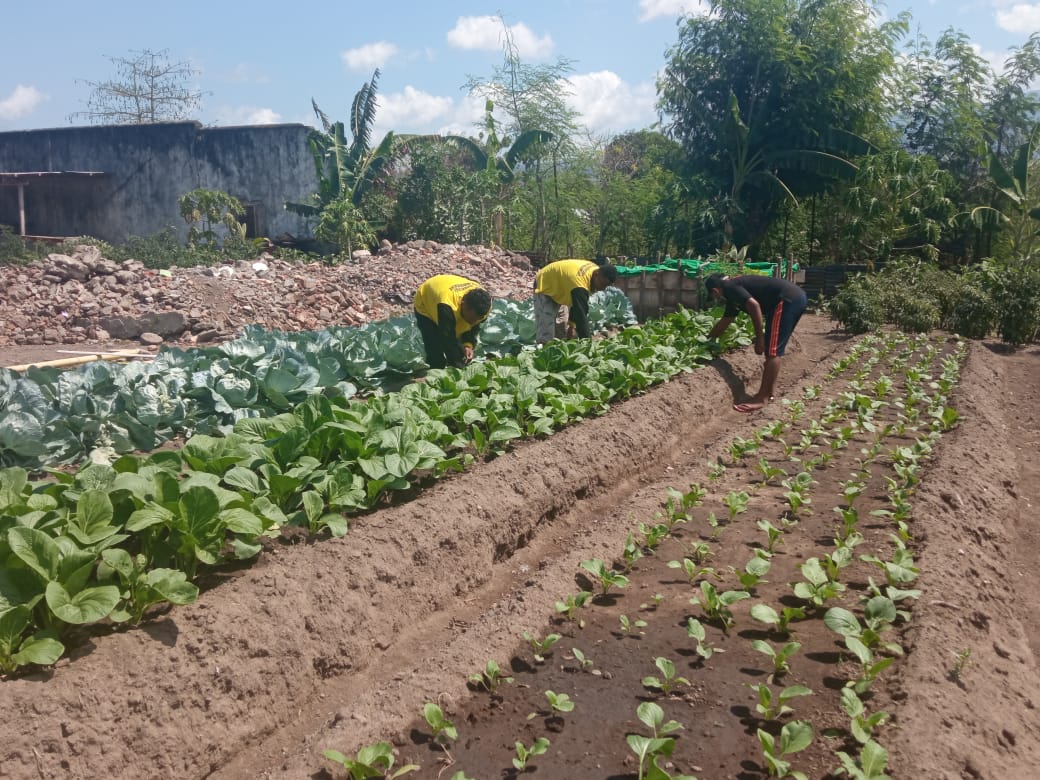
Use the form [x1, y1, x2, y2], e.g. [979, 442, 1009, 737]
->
[0, 240, 537, 347]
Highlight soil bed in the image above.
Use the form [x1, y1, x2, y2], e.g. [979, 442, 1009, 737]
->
[0, 314, 1038, 780]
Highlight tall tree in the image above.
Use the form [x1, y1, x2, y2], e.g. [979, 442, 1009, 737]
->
[463, 16, 580, 256]
[71, 49, 204, 124]
[657, 0, 907, 251]
[896, 30, 1040, 260]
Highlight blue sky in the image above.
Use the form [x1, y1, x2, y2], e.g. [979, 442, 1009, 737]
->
[1, 0, 1037, 140]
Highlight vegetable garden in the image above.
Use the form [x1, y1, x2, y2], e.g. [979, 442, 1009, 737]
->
[1, 312, 1039, 780]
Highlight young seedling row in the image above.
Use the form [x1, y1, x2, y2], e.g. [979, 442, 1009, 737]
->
[329, 330, 965, 779]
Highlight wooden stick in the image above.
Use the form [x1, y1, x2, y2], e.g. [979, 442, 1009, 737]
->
[4, 351, 153, 372]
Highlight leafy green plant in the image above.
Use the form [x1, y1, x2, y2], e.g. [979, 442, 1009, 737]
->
[750, 603, 806, 636]
[554, 591, 592, 621]
[667, 557, 715, 585]
[949, 647, 972, 681]
[580, 558, 630, 595]
[100, 549, 200, 624]
[757, 720, 813, 779]
[322, 741, 419, 780]
[522, 631, 561, 664]
[0, 606, 64, 674]
[468, 659, 513, 694]
[178, 188, 246, 250]
[686, 617, 724, 660]
[639, 522, 671, 552]
[642, 657, 690, 695]
[723, 489, 751, 522]
[422, 702, 458, 749]
[619, 614, 648, 635]
[749, 683, 813, 721]
[834, 738, 891, 780]
[843, 637, 896, 693]
[570, 647, 594, 671]
[512, 736, 550, 772]
[693, 581, 750, 630]
[622, 533, 644, 572]
[840, 688, 889, 744]
[757, 458, 788, 486]
[627, 703, 698, 778]
[792, 558, 845, 607]
[824, 598, 901, 655]
[738, 552, 772, 590]
[753, 639, 802, 676]
[758, 519, 786, 553]
[545, 690, 575, 714]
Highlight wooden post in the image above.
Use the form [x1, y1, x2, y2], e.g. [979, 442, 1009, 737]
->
[17, 183, 26, 236]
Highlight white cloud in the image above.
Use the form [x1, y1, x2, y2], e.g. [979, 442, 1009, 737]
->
[371, 86, 459, 138]
[225, 64, 271, 85]
[447, 16, 553, 58]
[0, 84, 45, 120]
[638, 0, 710, 22]
[214, 105, 284, 126]
[341, 42, 399, 71]
[995, 3, 1040, 34]
[565, 71, 658, 136]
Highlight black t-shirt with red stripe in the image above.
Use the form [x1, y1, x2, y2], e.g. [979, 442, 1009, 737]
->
[718, 275, 805, 317]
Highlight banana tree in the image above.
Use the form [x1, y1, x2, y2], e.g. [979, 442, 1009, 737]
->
[286, 69, 397, 258]
[719, 92, 865, 250]
[443, 100, 552, 247]
[969, 125, 1040, 262]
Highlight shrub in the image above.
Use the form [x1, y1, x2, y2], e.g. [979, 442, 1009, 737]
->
[947, 283, 996, 339]
[883, 288, 941, 333]
[828, 275, 884, 333]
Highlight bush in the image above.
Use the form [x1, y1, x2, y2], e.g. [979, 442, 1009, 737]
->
[990, 267, 1040, 346]
[883, 288, 941, 333]
[828, 275, 884, 333]
[947, 283, 996, 339]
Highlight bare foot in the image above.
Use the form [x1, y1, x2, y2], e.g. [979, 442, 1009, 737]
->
[733, 400, 767, 413]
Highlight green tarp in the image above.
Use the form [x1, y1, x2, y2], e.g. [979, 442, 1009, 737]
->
[615, 258, 795, 278]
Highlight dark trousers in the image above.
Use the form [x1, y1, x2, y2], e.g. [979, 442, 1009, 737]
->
[415, 312, 449, 369]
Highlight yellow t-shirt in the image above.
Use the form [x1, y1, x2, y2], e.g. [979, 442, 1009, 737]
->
[534, 259, 598, 306]
[413, 274, 488, 339]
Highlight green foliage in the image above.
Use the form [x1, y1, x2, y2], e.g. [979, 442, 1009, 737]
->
[322, 742, 419, 780]
[178, 188, 246, 250]
[658, 0, 907, 249]
[829, 260, 1040, 344]
[512, 736, 550, 771]
[285, 70, 399, 258]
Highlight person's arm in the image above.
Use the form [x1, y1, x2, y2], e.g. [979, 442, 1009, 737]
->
[706, 315, 734, 341]
[436, 303, 466, 366]
[569, 287, 591, 338]
[743, 297, 766, 354]
[459, 322, 482, 363]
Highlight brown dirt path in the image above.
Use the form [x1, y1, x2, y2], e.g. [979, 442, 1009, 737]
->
[0, 316, 1038, 780]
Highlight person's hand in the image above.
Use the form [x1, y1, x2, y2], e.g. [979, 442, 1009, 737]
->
[754, 333, 765, 355]
[462, 345, 475, 363]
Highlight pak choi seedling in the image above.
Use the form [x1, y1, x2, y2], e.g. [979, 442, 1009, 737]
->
[642, 657, 690, 695]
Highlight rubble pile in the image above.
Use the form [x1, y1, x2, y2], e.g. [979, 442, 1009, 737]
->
[0, 240, 537, 347]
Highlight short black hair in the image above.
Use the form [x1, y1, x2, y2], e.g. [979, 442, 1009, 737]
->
[462, 287, 492, 317]
[704, 272, 727, 292]
[596, 264, 619, 284]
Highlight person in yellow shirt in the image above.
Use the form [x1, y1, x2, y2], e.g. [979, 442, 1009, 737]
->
[533, 259, 618, 343]
[413, 274, 493, 369]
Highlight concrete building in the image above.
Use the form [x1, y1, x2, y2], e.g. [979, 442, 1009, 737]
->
[0, 121, 318, 243]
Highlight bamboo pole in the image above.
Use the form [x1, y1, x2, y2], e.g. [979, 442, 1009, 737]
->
[4, 350, 152, 372]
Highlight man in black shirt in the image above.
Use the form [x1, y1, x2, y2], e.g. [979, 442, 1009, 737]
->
[704, 273, 808, 413]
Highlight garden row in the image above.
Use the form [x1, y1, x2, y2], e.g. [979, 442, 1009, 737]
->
[325, 329, 965, 779]
[0, 306, 750, 674]
[0, 291, 636, 470]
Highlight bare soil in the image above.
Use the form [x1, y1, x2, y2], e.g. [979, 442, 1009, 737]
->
[1, 314, 1038, 780]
